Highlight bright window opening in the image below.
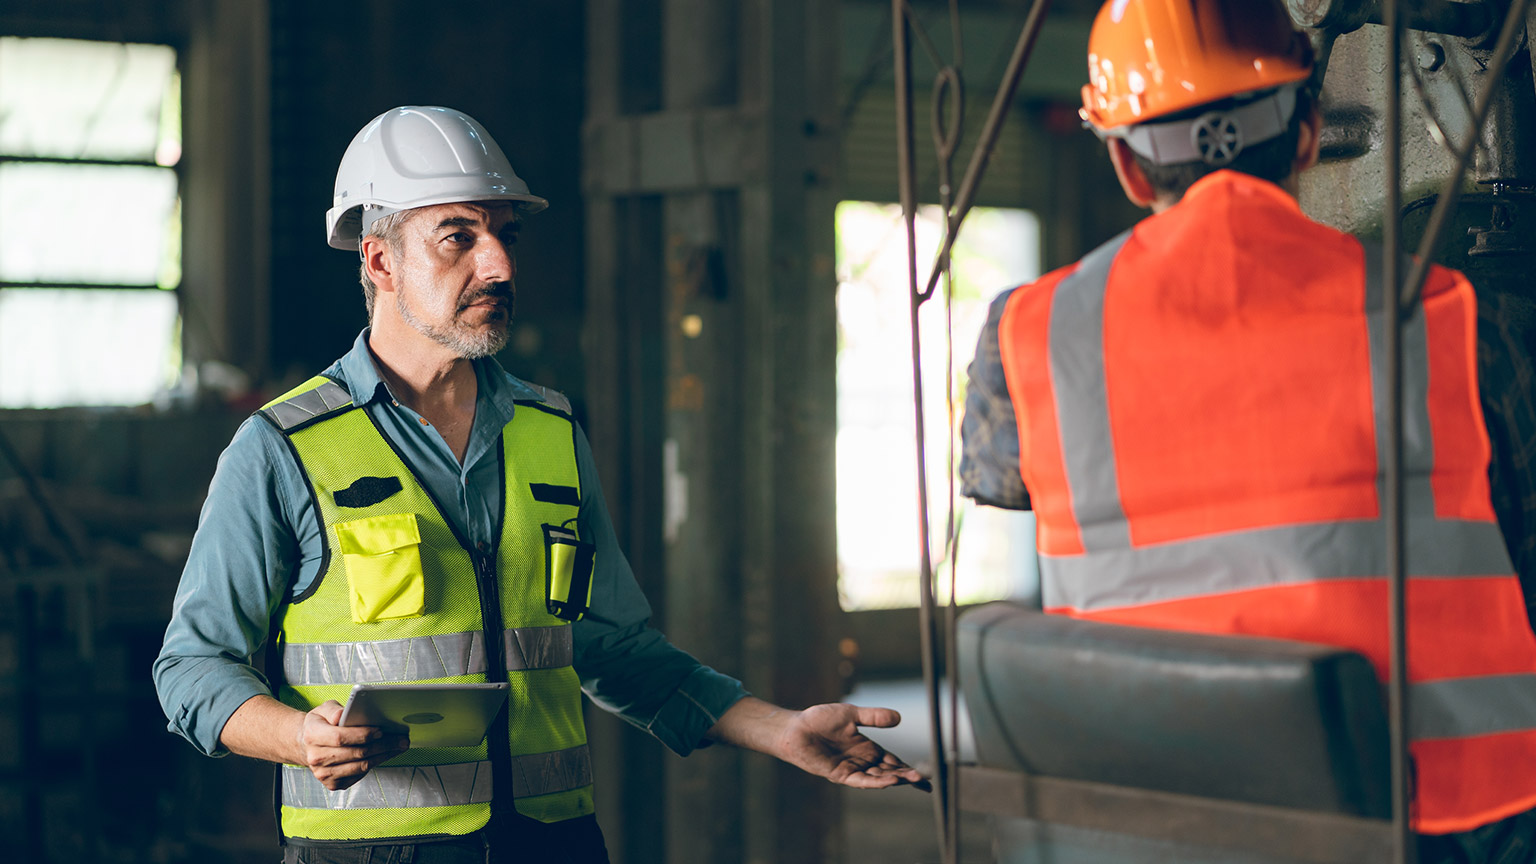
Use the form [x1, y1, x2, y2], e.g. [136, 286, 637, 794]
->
[836, 201, 1041, 611]
[0, 36, 182, 408]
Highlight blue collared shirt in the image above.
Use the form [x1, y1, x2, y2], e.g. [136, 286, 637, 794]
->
[154, 330, 747, 758]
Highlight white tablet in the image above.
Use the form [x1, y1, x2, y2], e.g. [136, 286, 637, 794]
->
[337, 683, 510, 749]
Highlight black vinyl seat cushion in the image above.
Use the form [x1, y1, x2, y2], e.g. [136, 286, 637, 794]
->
[958, 602, 1391, 818]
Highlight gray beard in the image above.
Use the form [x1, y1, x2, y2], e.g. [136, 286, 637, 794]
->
[396, 288, 512, 359]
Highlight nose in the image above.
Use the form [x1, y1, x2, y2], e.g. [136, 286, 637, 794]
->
[476, 237, 515, 284]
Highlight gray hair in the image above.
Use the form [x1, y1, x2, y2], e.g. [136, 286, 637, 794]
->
[358, 209, 415, 319]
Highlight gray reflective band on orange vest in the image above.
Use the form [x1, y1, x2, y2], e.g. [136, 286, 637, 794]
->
[1049, 230, 1133, 552]
[264, 380, 354, 431]
[281, 744, 592, 809]
[284, 626, 572, 685]
[1362, 243, 1437, 512]
[1042, 515, 1513, 612]
[1411, 674, 1536, 741]
[1041, 235, 1484, 611]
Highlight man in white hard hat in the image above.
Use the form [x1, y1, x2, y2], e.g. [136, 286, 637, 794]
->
[154, 106, 923, 863]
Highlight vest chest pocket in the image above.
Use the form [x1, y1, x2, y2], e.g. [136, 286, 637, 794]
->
[543, 524, 595, 621]
[335, 513, 426, 624]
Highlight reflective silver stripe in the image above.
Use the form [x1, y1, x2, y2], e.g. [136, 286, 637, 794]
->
[285, 626, 575, 685]
[284, 631, 487, 685]
[282, 761, 493, 810]
[504, 625, 573, 671]
[1411, 674, 1536, 741]
[527, 383, 573, 415]
[1049, 231, 1133, 552]
[1362, 243, 1437, 516]
[1042, 515, 1513, 612]
[508, 744, 593, 799]
[281, 744, 592, 810]
[266, 380, 354, 431]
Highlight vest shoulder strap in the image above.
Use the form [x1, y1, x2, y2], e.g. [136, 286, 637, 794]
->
[259, 375, 355, 433]
[517, 381, 573, 416]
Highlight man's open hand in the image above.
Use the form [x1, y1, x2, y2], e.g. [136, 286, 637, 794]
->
[707, 696, 930, 790]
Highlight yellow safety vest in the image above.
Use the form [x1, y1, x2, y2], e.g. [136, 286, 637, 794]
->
[260, 375, 597, 843]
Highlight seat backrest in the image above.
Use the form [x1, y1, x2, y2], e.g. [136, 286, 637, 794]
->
[958, 602, 1390, 818]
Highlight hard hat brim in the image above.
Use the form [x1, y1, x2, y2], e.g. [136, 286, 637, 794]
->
[326, 192, 549, 251]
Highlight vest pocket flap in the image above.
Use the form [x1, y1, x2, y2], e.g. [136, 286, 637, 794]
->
[337, 514, 425, 623]
[336, 513, 423, 555]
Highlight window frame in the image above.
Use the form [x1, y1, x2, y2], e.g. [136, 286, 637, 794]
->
[0, 35, 185, 409]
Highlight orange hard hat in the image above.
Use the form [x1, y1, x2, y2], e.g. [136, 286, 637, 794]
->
[1079, 0, 1314, 133]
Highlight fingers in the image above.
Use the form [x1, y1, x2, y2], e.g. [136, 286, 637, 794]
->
[314, 699, 345, 725]
[850, 705, 902, 729]
[299, 701, 409, 789]
[304, 702, 390, 748]
[315, 745, 407, 791]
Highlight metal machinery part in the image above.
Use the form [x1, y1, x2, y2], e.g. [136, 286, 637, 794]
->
[1297, 0, 1536, 347]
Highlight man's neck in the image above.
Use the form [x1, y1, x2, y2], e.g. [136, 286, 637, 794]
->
[366, 325, 478, 419]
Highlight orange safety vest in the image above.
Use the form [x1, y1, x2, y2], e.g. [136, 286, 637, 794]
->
[998, 170, 1536, 835]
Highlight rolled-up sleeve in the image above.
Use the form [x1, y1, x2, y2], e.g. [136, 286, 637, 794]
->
[960, 288, 1032, 510]
[152, 416, 302, 757]
[568, 425, 747, 756]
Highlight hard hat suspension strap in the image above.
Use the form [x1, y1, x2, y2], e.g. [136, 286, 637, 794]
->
[1101, 84, 1300, 168]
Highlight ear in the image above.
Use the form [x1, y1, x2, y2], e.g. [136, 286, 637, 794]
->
[1106, 138, 1158, 210]
[360, 235, 398, 294]
[1294, 103, 1323, 173]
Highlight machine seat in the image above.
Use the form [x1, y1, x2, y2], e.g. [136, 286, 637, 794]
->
[958, 602, 1391, 819]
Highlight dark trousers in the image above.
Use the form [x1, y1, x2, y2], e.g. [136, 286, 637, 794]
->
[281, 814, 610, 864]
[1420, 807, 1536, 864]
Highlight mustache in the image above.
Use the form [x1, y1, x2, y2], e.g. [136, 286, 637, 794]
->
[458, 283, 514, 311]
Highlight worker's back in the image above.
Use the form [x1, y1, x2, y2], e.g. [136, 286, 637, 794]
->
[993, 167, 1536, 834]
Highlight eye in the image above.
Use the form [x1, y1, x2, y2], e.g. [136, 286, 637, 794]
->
[444, 231, 473, 245]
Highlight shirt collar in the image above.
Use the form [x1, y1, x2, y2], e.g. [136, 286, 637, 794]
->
[337, 328, 546, 417]
[338, 329, 393, 407]
[1180, 169, 1302, 215]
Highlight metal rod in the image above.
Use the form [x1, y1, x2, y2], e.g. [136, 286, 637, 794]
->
[932, 61, 964, 864]
[1380, 3, 1413, 863]
[1401, 0, 1530, 311]
[921, 0, 1052, 299]
[894, 4, 954, 860]
[900, 0, 949, 71]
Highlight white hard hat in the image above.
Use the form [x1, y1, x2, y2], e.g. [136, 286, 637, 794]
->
[325, 106, 548, 250]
